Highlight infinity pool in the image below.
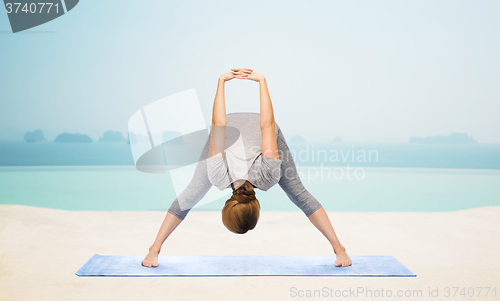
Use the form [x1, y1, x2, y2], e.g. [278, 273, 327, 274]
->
[1, 166, 499, 212]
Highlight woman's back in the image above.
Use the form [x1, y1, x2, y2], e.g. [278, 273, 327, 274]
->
[225, 112, 279, 155]
[207, 112, 282, 191]
[225, 112, 280, 142]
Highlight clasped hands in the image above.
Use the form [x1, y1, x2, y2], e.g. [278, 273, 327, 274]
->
[220, 68, 265, 82]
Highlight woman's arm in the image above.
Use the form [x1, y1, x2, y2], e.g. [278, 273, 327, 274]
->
[211, 76, 228, 127]
[209, 77, 226, 158]
[233, 69, 279, 160]
[209, 70, 252, 158]
[258, 76, 279, 160]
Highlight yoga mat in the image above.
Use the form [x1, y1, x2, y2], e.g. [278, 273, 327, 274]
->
[76, 254, 416, 277]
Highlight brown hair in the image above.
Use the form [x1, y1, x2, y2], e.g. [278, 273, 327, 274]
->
[221, 180, 260, 234]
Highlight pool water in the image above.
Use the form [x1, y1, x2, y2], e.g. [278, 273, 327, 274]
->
[1, 166, 498, 212]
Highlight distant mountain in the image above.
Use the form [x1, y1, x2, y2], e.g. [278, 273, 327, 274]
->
[126, 131, 185, 145]
[98, 131, 126, 143]
[290, 135, 306, 144]
[127, 132, 150, 145]
[54, 133, 93, 143]
[409, 133, 478, 144]
[24, 129, 46, 143]
[332, 136, 343, 143]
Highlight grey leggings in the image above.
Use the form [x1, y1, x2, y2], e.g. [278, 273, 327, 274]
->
[168, 127, 323, 220]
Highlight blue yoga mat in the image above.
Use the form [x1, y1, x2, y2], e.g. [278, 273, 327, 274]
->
[75, 254, 416, 277]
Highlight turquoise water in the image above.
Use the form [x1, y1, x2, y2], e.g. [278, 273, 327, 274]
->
[1, 141, 500, 169]
[1, 142, 499, 212]
[1, 166, 498, 212]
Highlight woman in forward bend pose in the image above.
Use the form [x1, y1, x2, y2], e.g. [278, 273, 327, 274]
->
[142, 68, 352, 268]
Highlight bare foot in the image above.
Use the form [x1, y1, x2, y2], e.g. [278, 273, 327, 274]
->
[142, 250, 159, 268]
[334, 248, 352, 267]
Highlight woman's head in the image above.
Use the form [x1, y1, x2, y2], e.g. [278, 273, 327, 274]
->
[221, 180, 260, 234]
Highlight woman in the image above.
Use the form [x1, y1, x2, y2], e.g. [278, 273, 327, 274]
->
[142, 68, 352, 268]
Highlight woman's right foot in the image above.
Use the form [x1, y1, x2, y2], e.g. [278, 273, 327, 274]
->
[334, 250, 352, 267]
[334, 246, 352, 267]
[142, 250, 159, 267]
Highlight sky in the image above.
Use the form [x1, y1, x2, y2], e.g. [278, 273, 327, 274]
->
[0, 0, 499, 143]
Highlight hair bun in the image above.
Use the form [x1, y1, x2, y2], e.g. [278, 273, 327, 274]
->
[232, 181, 256, 204]
[222, 181, 260, 234]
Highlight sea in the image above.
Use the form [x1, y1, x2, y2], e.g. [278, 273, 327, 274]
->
[0, 141, 499, 212]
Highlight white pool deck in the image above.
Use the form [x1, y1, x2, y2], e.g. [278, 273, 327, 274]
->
[0, 205, 498, 300]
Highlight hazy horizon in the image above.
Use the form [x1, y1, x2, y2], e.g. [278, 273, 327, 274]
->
[0, 127, 490, 145]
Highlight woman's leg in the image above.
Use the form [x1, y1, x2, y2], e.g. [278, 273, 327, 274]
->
[276, 128, 322, 215]
[142, 212, 182, 267]
[276, 128, 352, 266]
[143, 133, 214, 267]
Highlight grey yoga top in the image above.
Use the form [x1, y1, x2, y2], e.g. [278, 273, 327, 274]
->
[206, 113, 282, 191]
[168, 112, 323, 220]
